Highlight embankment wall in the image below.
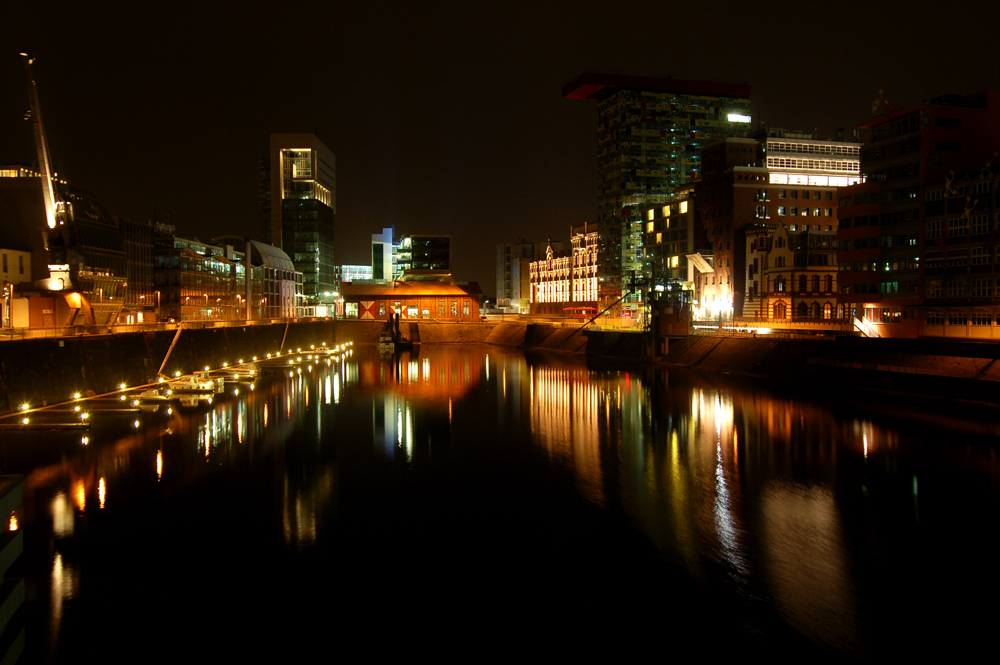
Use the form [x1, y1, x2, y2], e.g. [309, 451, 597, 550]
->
[7, 317, 1000, 414]
[0, 320, 336, 416]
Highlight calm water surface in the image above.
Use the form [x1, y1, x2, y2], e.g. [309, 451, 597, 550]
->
[2, 345, 999, 661]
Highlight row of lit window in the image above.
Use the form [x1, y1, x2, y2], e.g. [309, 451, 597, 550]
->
[926, 312, 996, 326]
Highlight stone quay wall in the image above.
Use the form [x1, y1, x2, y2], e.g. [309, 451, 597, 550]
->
[0, 320, 336, 416]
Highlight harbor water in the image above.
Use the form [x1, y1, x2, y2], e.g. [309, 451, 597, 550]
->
[2, 344, 998, 661]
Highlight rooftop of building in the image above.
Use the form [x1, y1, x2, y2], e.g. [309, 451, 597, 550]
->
[857, 90, 1000, 129]
[563, 72, 751, 101]
[340, 281, 482, 298]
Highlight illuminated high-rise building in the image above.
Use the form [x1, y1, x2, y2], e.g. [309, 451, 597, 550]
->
[268, 133, 336, 301]
[563, 73, 752, 313]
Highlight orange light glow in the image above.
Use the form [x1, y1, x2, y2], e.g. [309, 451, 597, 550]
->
[74, 479, 86, 511]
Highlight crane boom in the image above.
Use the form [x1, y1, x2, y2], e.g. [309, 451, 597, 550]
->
[20, 52, 58, 230]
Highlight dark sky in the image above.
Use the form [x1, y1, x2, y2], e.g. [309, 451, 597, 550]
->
[2, 1, 998, 295]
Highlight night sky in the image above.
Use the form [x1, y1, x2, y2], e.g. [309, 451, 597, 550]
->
[2, 1, 998, 295]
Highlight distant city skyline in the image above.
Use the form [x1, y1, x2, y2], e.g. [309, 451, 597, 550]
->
[1, 1, 997, 293]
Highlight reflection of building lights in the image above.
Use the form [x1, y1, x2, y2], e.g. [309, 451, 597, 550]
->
[98, 478, 106, 509]
[74, 479, 86, 512]
[51, 492, 74, 537]
[8, 513, 17, 531]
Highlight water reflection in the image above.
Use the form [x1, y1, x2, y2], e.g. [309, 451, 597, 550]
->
[1, 345, 998, 659]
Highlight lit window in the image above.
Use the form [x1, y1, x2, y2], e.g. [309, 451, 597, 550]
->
[647, 221, 654, 233]
[648, 209, 655, 221]
[680, 201, 688, 214]
[663, 206, 671, 217]
[671, 256, 679, 268]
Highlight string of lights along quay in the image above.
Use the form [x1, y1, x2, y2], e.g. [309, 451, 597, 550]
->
[0, 345, 996, 661]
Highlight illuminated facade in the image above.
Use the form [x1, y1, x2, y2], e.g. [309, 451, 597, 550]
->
[337, 265, 373, 284]
[0, 247, 31, 327]
[269, 134, 336, 301]
[529, 222, 598, 315]
[837, 91, 1000, 338]
[340, 280, 482, 321]
[153, 236, 302, 321]
[371, 227, 397, 281]
[564, 73, 752, 311]
[745, 222, 839, 322]
[496, 240, 564, 312]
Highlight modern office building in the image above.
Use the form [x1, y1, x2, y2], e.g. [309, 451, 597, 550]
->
[396, 235, 451, 279]
[268, 133, 336, 301]
[563, 73, 752, 309]
[638, 184, 704, 312]
[372, 227, 397, 281]
[115, 216, 156, 324]
[153, 234, 303, 322]
[837, 90, 1000, 338]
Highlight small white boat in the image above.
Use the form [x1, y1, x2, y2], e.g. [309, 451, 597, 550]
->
[138, 387, 175, 403]
[376, 332, 394, 351]
[167, 372, 223, 394]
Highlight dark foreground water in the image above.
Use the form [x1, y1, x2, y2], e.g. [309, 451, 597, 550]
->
[2, 345, 999, 661]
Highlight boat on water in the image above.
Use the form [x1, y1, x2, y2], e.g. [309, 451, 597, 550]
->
[164, 372, 223, 395]
[376, 332, 395, 351]
[137, 387, 176, 403]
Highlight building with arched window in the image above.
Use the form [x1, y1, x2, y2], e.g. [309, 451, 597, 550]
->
[529, 222, 599, 316]
[694, 129, 860, 320]
[747, 222, 839, 322]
